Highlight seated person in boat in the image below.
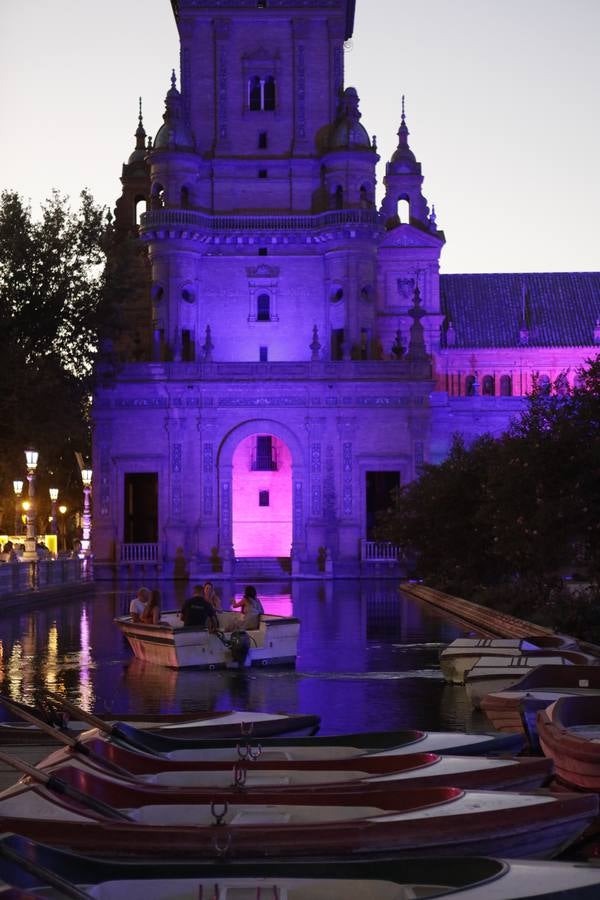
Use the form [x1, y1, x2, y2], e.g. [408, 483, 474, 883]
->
[180, 585, 219, 630]
[203, 581, 221, 612]
[141, 589, 161, 625]
[129, 586, 151, 623]
[231, 585, 265, 630]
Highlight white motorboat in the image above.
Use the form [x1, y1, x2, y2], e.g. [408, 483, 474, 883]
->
[440, 636, 578, 684]
[113, 611, 300, 669]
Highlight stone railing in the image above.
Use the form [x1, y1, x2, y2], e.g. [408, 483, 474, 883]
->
[120, 543, 160, 564]
[0, 557, 91, 599]
[361, 541, 399, 563]
[141, 208, 381, 234]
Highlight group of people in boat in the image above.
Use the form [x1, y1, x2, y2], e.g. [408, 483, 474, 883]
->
[129, 582, 264, 632]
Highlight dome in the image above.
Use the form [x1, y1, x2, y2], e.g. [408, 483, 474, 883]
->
[327, 87, 372, 151]
[153, 71, 195, 152]
[389, 112, 420, 174]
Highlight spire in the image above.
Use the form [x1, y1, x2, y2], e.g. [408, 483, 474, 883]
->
[391, 94, 417, 170]
[127, 97, 147, 164]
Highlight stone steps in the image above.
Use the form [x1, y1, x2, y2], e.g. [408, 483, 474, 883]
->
[234, 557, 291, 579]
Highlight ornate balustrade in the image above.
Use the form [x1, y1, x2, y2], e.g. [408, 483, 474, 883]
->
[141, 207, 381, 234]
[120, 543, 160, 564]
[361, 540, 400, 563]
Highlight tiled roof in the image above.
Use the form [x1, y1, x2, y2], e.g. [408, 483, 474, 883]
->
[440, 272, 600, 349]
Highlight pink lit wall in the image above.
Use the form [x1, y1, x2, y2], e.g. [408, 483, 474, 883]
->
[232, 434, 292, 558]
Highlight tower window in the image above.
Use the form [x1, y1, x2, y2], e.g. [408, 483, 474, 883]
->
[258, 169, 268, 179]
[248, 76, 276, 112]
[258, 490, 270, 507]
[258, 131, 268, 149]
[334, 185, 344, 209]
[397, 197, 410, 224]
[181, 329, 195, 362]
[259, 346, 268, 362]
[180, 186, 190, 208]
[258, 247, 268, 256]
[257, 293, 271, 321]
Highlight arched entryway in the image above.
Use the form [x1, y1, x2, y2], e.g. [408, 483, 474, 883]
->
[232, 433, 293, 557]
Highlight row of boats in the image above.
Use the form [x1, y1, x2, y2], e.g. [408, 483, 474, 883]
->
[1, 685, 600, 897]
[2, 627, 600, 896]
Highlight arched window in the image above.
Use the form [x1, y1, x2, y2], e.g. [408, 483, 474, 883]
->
[334, 185, 344, 209]
[397, 197, 410, 224]
[134, 195, 147, 225]
[257, 293, 271, 322]
[465, 375, 476, 396]
[359, 185, 369, 208]
[249, 76, 262, 111]
[482, 375, 495, 396]
[264, 76, 276, 111]
[500, 375, 512, 396]
[180, 186, 190, 208]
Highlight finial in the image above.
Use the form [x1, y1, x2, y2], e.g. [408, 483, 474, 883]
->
[401, 94, 405, 123]
[138, 96, 143, 125]
[171, 69, 177, 90]
[202, 324, 214, 361]
[372, 134, 377, 152]
[429, 204, 437, 230]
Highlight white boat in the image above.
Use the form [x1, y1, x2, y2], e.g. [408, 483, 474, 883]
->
[439, 636, 577, 684]
[464, 656, 578, 708]
[113, 611, 300, 669]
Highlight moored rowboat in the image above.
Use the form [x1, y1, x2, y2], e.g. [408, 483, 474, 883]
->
[6, 833, 600, 900]
[440, 636, 579, 685]
[538, 696, 600, 791]
[480, 664, 600, 736]
[0, 772, 594, 860]
[464, 651, 598, 708]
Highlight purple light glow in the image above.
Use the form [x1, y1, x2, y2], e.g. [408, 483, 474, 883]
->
[232, 434, 292, 558]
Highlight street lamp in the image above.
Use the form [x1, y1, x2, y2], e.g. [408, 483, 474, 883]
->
[23, 449, 39, 560]
[49, 487, 59, 535]
[12, 480, 23, 537]
[58, 505, 68, 553]
[81, 468, 92, 555]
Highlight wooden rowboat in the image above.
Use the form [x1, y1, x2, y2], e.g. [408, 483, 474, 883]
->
[6, 834, 600, 900]
[38, 750, 553, 798]
[440, 636, 578, 685]
[480, 664, 600, 735]
[538, 696, 600, 791]
[464, 650, 598, 708]
[0, 763, 594, 861]
[0, 705, 320, 745]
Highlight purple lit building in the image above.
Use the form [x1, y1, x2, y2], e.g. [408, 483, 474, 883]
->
[92, 0, 600, 576]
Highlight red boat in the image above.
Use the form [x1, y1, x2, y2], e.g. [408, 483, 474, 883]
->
[538, 696, 600, 791]
[0, 775, 594, 861]
[39, 750, 553, 798]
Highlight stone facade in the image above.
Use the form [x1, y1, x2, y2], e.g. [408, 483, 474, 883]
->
[92, 0, 599, 574]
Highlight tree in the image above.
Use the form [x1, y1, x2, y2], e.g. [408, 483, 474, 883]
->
[377, 356, 600, 590]
[0, 189, 108, 530]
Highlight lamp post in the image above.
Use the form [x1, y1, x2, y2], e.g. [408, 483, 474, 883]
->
[12, 480, 23, 537]
[58, 505, 68, 554]
[22, 449, 39, 560]
[49, 488, 59, 536]
[81, 468, 92, 555]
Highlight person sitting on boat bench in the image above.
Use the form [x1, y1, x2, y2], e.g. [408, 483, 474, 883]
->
[130, 586, 151, 623]
[180, 585, 219, 630]
[231, 585, 265, 630]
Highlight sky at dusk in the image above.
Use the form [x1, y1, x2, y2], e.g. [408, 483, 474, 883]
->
[1, 0, 598, 273]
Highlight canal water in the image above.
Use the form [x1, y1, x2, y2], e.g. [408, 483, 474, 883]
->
[0, 580, 489, 735]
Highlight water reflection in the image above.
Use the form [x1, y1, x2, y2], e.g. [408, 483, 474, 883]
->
[0, 580, 489, 734]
